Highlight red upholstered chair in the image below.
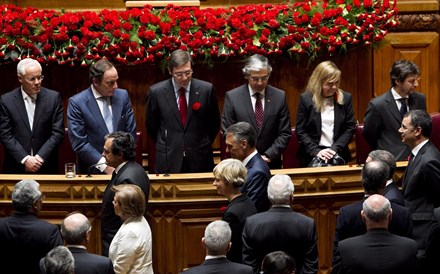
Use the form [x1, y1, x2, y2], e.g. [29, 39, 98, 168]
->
[58, 128, 77, 174]
[355, 123, 372, 165]
[282, 128, 300, 168]
[430, 112, 440, 151]
[135, 131, 143, 166]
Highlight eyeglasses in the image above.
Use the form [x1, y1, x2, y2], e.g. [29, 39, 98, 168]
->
[25, 75, 44, 82]
[249, 75, 270, 82]
[173, 70, 193, 78]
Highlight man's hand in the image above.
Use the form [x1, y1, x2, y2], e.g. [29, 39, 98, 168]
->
[24, 156, 43, 172]
[104, 166, 115, 175]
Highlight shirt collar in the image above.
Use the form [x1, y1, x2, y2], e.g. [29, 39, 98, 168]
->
[391, 87, 407, 100]
[205, 255, 226, 260]
[21, 88, 36, 101]
[248, 84, 265, 97]
[172, 78, 191, 94]
[412, 139, 429, 157]
[114, 161, 128, 174]
[91, 84, 103, 99]
[242, 149, 258, 166]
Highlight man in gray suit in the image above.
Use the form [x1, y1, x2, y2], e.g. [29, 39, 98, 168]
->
[0, 58, 64, 174]
[146, 49, 220, 173]
[363, 59, 426, 161]
[222, 54, 291, 169]
[180, 220, 252, 274]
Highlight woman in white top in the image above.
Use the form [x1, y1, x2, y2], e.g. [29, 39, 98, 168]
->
[295, 61, 355, 167]
[109, 184, 153, 274]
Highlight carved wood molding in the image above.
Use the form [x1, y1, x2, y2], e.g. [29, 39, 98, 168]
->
[394, 14, 440, 32]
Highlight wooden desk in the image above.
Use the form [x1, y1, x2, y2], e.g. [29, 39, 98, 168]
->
[0, 163, 407, 274]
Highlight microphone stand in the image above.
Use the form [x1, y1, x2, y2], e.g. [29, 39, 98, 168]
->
[86, 163, 106, 178]
[164, 129, 170, 177]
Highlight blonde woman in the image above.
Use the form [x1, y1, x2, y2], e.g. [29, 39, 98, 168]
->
[295, 61, 355, 167]
[213, 158, 257, 263]
[109, 184, 153, 274]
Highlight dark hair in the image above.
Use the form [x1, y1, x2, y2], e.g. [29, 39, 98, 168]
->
[361, 160, 390, 194]
[389, 59, 420, 87]
[167, 49, 193, 71]
[105, 131, 136, 161]
[404, 110, 432, 138]
[225, 122, 257, 148]
[261, 251, 296, 274]
[89, 59, 115, 83]
[368, 150, 396, 180]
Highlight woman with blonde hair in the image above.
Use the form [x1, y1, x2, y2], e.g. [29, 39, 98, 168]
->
[213, 158, 257, 263]
[295, 61, 355, 167]
[109, 184, 153, 274]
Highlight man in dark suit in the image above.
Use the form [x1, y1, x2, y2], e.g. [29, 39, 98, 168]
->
[56, 212, 114, 274]
[400, 110, 440, 268]
[67, 59, 136, 175]
[242, 174, 318, 274]
[425, 207, 440, 274]
[100, 131, 150, 256]
[146, 49, 220, 173]
[363, 59, 426, 161]
[225, 122, 271, 212]
[42, 246, 75, 274]
[0, 58, 64, 174]
[366, 149, 405, 205]
[180, 220, 252, 274]
[0, 179, 63, 274]
[332, 194, 418, 274]
[332, 160, 413, 266]
[222, 54, 291, 169]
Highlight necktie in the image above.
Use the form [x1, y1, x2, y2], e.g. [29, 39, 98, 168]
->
[254, 92, 264, 129]
[100, 97, 113, 133]
[403, 153, 414, 188]
[25, 96, 36, 130]
[178, 87, 188, 126]
[399, 98, 408, 118]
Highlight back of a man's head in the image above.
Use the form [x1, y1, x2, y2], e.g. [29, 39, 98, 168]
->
[203, 220, 231, 256]
[361, 161, 390, 195]
[11, 179, 42, 212]
[225, 122, 257, 148]
[267, 174, 294, 206]
[61, 213, 91, 245]
[362, 194, 392, 229]
[44, 246, 74, 274]
[367, 150, 396, 181]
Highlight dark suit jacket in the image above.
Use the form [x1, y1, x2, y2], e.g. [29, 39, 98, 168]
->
[332, 229, 418, 274]
[222, 194, 257, 263]
[242, 207, 318, 274]
[0, 87, 64, 174]
[67, 87, 136, 174]
[0, 212, 63, 274]
[363, 90, 426, 161]
[402, 141, 440, 256]
[295, 91, 355, 167]
[384, 182, 405, 206]
[425, 207, 440, 273]
[146, 78, 220, 173]
[101, 161, 150, 257]
[243, 153, 271, 213]
[222, 84, 291, 167]
[332, 198, 413, 265]
[180, 257, 253, 274]
[39, 247, 115, 274]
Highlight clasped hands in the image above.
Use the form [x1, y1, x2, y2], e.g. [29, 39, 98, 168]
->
[24, 155, 44, 172]
[316, 148, 336, 163]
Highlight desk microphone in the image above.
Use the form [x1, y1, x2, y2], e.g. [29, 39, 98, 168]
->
[164, 129, 170, 177]
[86, 163, 106, 178]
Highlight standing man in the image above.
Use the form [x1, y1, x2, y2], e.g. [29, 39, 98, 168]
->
[225, 122, 271, 212]
[400, 110, 440, 269]
[332, 195, 418, 274]
[363, 59, 426, 161]
[146, 49, 220, 173]
[68, 59, 136, 175]
[222, 54, 291, 169]
[242, 174, 318, 274]
[0, 58, 64, 174]
[101, 131, 150, 257]
[0, 179, 63, 274]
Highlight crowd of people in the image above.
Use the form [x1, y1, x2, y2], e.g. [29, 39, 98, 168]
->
[0, 49, 439, 274]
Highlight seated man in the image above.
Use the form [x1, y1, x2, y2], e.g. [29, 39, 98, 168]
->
[0, 179, 63, 274]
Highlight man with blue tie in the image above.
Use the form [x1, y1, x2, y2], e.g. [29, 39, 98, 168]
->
[67, 59, 136, 175]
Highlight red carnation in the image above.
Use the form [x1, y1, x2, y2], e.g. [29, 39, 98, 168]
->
[192, 102, 201, 111]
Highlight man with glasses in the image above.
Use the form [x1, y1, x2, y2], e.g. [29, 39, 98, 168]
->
[0, 179, 63, 274]
[146, 49, 220, 173]
[0, 58, 64, 174]
[222, 54, 291, 169]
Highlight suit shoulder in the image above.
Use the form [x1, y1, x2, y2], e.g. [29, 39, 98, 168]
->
[40, 87, 61, 96]
[266, 85, 285, 95]
[192, 78, 213, 88]
[226, 84, 247, 95]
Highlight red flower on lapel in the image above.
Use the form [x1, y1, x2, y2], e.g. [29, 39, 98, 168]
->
[192, 102, 201, 111]
[220, 206, 227, 213]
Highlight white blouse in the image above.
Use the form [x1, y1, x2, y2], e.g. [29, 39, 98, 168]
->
[319, 98, 335, 147]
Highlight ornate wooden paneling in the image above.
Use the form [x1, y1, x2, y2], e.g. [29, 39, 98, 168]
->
[372, 32, 440, 114]
[0, 163, 407, 274]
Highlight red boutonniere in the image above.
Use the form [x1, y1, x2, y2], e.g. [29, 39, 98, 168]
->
[220, 206, 227, 213]
[192, 102, 201, 111]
